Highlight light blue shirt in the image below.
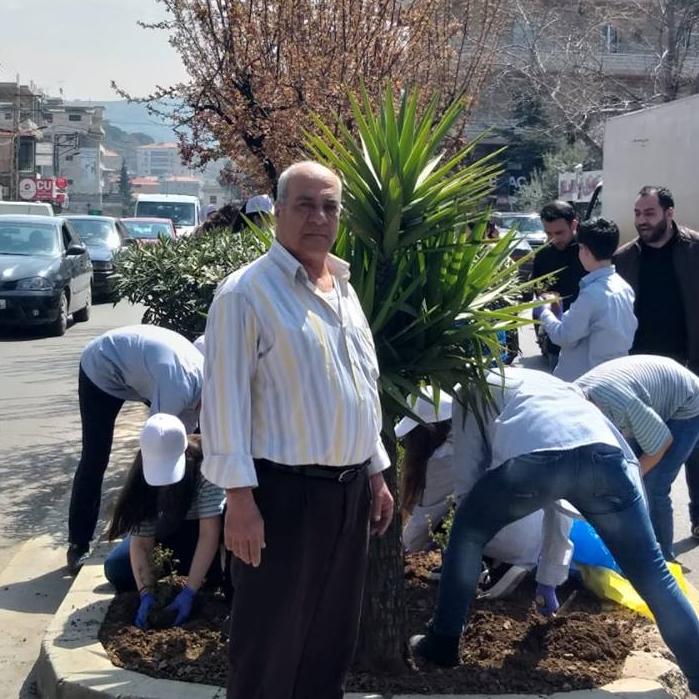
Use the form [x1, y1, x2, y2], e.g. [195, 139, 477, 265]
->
[540, 266, 637, 382]
[80, 325, 203, 430]
[452, 368, 638, 586]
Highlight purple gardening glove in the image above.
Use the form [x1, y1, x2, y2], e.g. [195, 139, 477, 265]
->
[535, 583, 560, 617]
[134, 591, 155, 629]
[532, 305, 546, 321]
[165, 586, 196, 626]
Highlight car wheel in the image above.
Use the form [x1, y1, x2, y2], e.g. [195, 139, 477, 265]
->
[73, 288, 91, 322]
[49, 291, 69, 337]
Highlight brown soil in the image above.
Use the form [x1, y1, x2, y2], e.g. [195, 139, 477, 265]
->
[100, 552, 647, 695]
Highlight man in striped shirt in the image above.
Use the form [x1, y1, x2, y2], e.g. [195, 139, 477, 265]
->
[201, 161, 394, 699]
[576, 355, 699, 559]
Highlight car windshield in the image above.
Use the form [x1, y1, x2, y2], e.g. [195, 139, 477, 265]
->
[0, 223, 60, 256]
[136, 202, 195, 226]
[498, 215, 544, 233]
[123, 221, 174, 239]
[70, 219, 121, 248]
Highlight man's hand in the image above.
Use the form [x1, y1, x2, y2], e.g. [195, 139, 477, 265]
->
[369, 473, 394, 536]
[225, 488, 265, 567]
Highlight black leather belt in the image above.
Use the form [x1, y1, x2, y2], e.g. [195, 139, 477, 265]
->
[257, 458, 370, 483]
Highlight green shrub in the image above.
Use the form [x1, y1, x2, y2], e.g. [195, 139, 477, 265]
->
[113, 228, 266, 339]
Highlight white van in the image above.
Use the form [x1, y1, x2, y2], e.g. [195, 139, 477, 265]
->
[134, 194, 201, 237]
[0, 201, 54, 216]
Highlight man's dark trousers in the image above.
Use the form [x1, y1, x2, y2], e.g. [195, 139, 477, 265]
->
[68, 367, 124, 550]
[227, 462, 372, 699]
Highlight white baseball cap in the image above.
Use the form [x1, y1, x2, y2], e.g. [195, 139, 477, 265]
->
[193, 335, 205, 355]
[244, 194, 273, 214]
[395, 387, 453, 439]
[140, 413, 187, 486]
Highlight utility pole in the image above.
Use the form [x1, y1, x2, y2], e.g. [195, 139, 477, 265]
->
[11, 75, 20, 200]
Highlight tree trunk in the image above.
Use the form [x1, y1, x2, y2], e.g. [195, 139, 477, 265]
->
[354, 439, 407, 672]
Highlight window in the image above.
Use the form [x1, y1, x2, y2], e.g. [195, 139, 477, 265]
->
[61, 225, 73, 250]
[209, 195, 217, 204]
[44, 113, 53, 123]
[603, 25, 620, 53]
[65, 155, 73, 162]
[17, 137, 35, 172]
[68, 113, 82, 122]
[3, 112, 11, 120]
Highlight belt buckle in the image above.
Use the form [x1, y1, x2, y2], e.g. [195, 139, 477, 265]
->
[337, 468, 357, 483]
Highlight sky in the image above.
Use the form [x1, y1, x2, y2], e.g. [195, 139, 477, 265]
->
[1, 0, 188, 101]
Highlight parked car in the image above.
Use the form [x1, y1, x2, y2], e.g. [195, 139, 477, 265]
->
[134, 194, 201, 237]
[492, 212, 547, 248]
[0, 201, 54, 216]
[0, 215, 92, 335]
[121, 217, 177, 244]
[64, 215, 132, 297]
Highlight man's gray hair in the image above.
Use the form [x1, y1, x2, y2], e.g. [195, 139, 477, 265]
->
[276, 161, 342, 204]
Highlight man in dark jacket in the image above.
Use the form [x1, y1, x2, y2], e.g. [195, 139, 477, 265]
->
[614, 185, 699, 540]
[531, 201, 586, 371]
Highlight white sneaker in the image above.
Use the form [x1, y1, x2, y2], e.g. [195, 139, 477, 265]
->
[477, 565, 532, 600]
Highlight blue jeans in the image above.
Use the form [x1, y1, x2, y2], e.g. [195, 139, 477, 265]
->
[433, 443, 699, 692]
[644, 414, 699, 559]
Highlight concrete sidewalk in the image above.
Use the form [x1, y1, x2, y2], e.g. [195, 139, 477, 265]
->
[0, 404, 147, 698]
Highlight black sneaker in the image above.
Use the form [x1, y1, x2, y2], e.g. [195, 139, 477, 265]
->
[66, 544, 89, 576]
[691, 523, 699, 541]
[409, 631, 460, 667]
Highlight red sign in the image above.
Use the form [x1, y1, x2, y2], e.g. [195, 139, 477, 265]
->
[35, 178, 55, 201]
[17, 177, 69, 204]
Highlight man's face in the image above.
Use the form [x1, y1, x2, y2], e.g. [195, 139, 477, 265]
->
[275, 167, 341, 260]
[543, 218, 577, 251]
[634, 193, 673, 244]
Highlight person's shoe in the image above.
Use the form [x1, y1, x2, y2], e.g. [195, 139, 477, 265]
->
[409, 631, 460, 667]
[691, 523, 699, 541]
[66, 544, 89, 576]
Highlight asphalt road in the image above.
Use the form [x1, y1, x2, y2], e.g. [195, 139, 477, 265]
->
[0, 299, 145, 576]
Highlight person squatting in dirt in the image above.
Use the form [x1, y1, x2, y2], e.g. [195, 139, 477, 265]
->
[576, 354, 699, 561]
[411, 368, 699, 694]
[67, 325, 205, 576]
[104, 414, 225, 629]
[398, 387, 544, 595]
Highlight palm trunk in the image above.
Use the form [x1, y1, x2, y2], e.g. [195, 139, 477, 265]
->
[354, 439, 406, 672]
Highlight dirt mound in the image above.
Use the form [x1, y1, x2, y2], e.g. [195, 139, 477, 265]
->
[100, 552, 645, 694]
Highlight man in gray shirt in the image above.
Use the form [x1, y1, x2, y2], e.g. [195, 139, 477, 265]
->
[411, 369, 699, 695]
[67, 325, 203, 574]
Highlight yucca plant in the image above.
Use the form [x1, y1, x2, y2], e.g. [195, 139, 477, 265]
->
[307, 88, 538, 669]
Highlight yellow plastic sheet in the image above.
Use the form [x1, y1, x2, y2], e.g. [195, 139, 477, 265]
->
[578, 562, 699, 621]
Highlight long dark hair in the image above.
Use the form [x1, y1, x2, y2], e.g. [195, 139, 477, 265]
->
[400, 420, 451, 518]
[107, 434, 203, 540]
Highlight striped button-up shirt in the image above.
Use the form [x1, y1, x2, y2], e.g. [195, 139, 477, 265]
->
[575, 355, 699, 455]
[201, 240, 390, 489]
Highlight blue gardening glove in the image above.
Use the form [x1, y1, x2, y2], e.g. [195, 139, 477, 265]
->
[535, 583, 560, 617]
[134, 591, 155, 629]
[165, 586, 196, 626]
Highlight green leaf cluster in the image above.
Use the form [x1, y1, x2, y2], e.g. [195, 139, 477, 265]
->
[307, 88, 538, 431]
[112, 228, 266, 340]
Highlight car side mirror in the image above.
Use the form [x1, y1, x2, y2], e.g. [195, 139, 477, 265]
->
[122, 237, 137, 247]
[66, 244, 86, 256]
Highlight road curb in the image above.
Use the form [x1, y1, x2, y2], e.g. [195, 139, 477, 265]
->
[36, 548, 690, 699]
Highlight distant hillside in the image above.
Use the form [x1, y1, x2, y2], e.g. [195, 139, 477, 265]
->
[73, 100, 177, 143]
[103, 122, 154, 172]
